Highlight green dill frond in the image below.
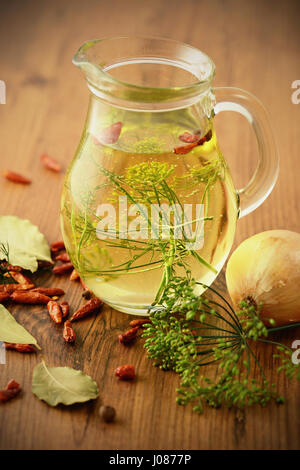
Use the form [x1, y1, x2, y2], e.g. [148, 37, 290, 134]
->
[275, 346, 300, 381]
[237, 299, 270, 340]
[142, 274, 299, 413]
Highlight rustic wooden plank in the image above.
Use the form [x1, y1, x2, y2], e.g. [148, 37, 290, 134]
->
[0, 0, 299, 450]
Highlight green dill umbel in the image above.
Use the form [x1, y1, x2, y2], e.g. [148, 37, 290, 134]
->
[66, 157, 219, 285]
[142, 276, 300, 413]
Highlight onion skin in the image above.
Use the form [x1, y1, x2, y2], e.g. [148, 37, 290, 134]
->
[225, 230, 300, 326]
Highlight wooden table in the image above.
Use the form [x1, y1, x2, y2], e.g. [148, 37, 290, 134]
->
[0, 0, 299, 450]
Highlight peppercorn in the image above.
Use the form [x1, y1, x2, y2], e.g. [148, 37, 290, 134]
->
[82, 289, 92, 300]
[99, 405, 116, 423]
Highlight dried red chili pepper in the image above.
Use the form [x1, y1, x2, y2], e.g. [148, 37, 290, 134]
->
[7, 379, 20, 390]
[70, 269, 80, 281]
[129, 319, 151, 328]
[174, 129, 213, 154]
[2, 170, 31, 184]
[63, 320, 76, 343]
[5, 343, 35, 353]
[206, 129, 212, 140]
[8, 271, 34, 289]
[31, 287, 65, 296]
[118, 326, 139, 345]
[0, 284, 20, 295]
[0, 379, 21, 403]
[179, 132, 201, 143]
[37, 260, 53, 269]
[10, 291, 51, 304]
[2, 263, 23, 272]
[70, 297, 103, 322]
[93, 121, 123, 145]
[0, 292, 10, 302]
[50, 241, 65, 253]
[47, 300, 63, 324]
[40, 153, 62, 172]
[60, 301, 69, 319]
[53, 262, 73, 275]
[55, 252, 70, 262]
[197, 129, 212, 146]
[115, 364, 136, 380]
[173, 141, 199, 155]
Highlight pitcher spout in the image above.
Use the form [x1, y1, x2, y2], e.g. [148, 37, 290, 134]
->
[72, 39, 112, 96]
[72, 37, 216, 111]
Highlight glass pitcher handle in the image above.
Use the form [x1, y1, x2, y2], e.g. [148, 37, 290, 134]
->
[213, 87, 279, 218]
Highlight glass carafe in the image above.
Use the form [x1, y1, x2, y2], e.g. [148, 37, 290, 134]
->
[61, 37, 279, 315]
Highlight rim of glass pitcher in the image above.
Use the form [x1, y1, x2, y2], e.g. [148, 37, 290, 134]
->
[73, 36, 216, 110]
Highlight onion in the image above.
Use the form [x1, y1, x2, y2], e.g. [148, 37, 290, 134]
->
[225, 230, 300, 326]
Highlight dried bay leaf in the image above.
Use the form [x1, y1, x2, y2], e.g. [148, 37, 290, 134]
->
[0, 304, 40, 348]
[32, 360, 99, 406]
[0, 216, 52, 272]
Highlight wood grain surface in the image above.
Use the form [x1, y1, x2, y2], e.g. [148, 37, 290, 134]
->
[0, 0, 299, 450]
